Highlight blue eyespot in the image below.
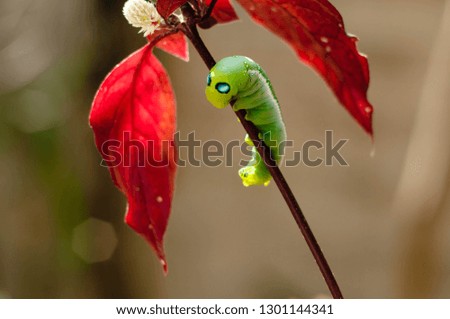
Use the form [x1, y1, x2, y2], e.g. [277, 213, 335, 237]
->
[207, 73, 212, 86]
[216, 82, 230, 94]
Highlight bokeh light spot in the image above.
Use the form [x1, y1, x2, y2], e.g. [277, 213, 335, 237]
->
[72, 218, 118, 263]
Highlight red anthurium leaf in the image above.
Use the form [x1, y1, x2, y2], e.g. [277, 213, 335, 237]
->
[199, 0, 239, 29]
[236, 0, 373, 135]
[90, 43, 177, 273]
[153, 31, 190, 61]
[156, 0, 188, 18]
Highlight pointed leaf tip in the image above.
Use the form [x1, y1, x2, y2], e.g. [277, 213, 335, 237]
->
[153, 32, 190, 62]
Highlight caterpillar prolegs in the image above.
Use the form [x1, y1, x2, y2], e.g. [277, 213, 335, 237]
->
[205, 56, 287, 187]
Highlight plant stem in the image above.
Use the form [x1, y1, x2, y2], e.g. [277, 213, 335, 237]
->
[204, 0, 219, 19]
[180, 5, 343, 299]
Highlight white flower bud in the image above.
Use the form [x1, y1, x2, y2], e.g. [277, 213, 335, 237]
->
[123, 0, 163, 37]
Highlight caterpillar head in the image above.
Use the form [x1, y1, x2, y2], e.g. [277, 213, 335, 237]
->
[205, 71, 236, 109]
[205, 56, 253, 109]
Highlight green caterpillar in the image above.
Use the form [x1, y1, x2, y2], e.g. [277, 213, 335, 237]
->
[205, 56, 287, 187]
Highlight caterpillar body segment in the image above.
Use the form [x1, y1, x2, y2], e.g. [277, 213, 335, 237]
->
[205, 56, 287, 187]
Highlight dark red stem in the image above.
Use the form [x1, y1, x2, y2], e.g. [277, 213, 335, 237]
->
[203, 0, 218, 19]
[180, 4, 343, 299]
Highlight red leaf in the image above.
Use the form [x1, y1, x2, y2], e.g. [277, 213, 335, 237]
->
[236, 0, 373, 135]
[90, 43, 177, 273]
[156, 0, 188, 18]
[199, 0, 239, 28]
[207, 0, 239, 23]
[154, 32, 190, 61]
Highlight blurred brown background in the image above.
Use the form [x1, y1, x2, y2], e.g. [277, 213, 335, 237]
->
[1, 0, 450, 298]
